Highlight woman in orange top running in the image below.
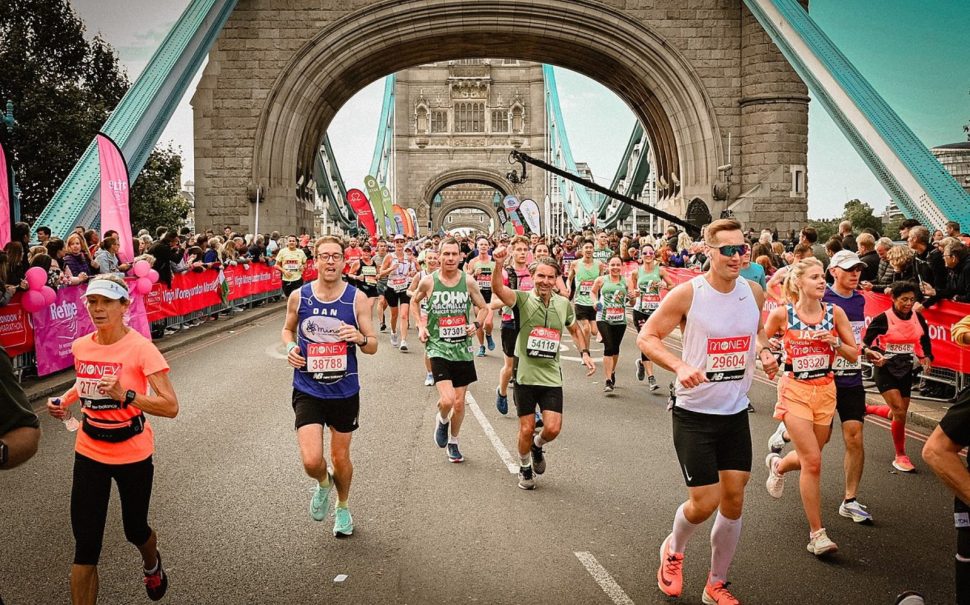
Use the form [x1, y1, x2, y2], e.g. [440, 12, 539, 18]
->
[762, 258, 858, 557]
[47, 274, 179, 605]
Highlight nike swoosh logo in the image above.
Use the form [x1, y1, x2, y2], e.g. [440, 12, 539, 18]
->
[739, 296, 747, 301]
[683, 465, 692, 481]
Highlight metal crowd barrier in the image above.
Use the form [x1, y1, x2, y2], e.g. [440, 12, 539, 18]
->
[861, 359, 965, 403]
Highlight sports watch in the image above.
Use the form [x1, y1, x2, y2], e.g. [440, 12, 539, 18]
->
[123, 390, 137, 409]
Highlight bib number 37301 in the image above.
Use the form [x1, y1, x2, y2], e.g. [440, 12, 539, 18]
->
[307, 342, 348, 382]
[526, 327, 561, 359]
[440, 315, 468, 343]
[705, 336, 750, 382]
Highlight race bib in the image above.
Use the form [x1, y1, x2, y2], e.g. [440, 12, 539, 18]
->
[640, 292, 661, 311]
[705, 336, 750, 382]
[477, 269, 493, 290]
[526, 327, 561, 359]
[885, 342, 915, 356]
[283, 259, 300, 272]
[306, 342, 348, 382]
[578, 281, 594, 297]
[361, 265, 378, 285]
[834, 321, 864, 375]
[604, 307, 625, 323]
[75, 360, 123, 409]
[390, 275, 408, 292]
[439, 315, 468, 343]
[788, 338, 832, 379]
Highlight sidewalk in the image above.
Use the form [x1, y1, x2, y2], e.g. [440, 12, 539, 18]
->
[21, 300, 287, 405]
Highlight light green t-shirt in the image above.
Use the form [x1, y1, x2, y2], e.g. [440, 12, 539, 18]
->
[514, 290, 575, 387]
[573, 260, 601, 307]
[596, 276, 628, 325]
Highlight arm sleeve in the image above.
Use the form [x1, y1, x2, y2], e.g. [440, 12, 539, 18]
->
[863, 313, 888, 348]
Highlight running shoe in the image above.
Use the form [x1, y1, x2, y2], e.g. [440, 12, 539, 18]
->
[400, 340, 409, 352]
[143, 551, 168, 601]
[333, 506, 354, 537]
[894, 591, 926, 605]
[434, 417, 449, 448]
[534, 412, 543, 429]
[768, 422, 789, 454]
[747, 402, 755, 413]
[838, 499, 873, 524]
[702, 579, 740, 605]
[390, 332, 400, 348]
[603, 379, 614, 393]
[636, 360, 645, 381]
[648, 375, 659, 391]
[806, 528, 838, 556]
[424, 372, 434, 386]
[657, 533, 684, 598]
[486, 334, 496, 351]
[765, 452, 784, 498]
[518, 465, 536, 490]
[477, 345, 486, 357]
[310, 473, 334, 521]
[447, 443, 464, 463]
[531, 442, 546, 475]
[380, 321, 387, 332]
[495, 387, 508, 415]
[893, 455, 916, 473]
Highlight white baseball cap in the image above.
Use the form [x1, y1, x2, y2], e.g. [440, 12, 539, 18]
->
[829, 250, 866, 271]
[83, 278, 131, 300]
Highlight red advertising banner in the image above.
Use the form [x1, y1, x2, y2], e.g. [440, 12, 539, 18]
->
[0, 292, 34, 357]
[143, 263, 284, 321]
[347, 189, 376, 236]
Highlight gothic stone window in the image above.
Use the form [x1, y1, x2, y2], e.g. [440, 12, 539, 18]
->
[491, 109, 509, 133]
[415, 106, 429, 134]
[431, 109, 449, 133]
[511, 104, 524, 134]
[455, 102, 485, 133]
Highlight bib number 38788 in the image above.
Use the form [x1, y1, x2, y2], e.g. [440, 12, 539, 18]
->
[307, 342, 348, 382]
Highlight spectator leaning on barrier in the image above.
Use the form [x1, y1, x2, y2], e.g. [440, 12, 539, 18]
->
[149, 231, 181, 287]
[0, 252, 17, 306]
[884, 245, 920, 293]
[94, 237, 131, 276]
[869, 237, 897, 290]
[63, 233, 99, 280]
[908, 226, 947, 287]
[916, 240, 970, 311]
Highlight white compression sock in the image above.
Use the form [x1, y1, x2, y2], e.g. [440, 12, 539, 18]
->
[669, 502, 700, 554]
[534, 434, 549, 448]
[709, 512, 742, 584]
[520, 453, 532, 467]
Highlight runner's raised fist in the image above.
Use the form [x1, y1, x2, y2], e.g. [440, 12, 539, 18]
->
[492, 246, 509, 263]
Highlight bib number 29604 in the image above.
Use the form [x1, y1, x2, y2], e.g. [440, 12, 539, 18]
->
[705, 336, 750, 382]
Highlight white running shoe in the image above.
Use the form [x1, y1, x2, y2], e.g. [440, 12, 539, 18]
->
[838, 499, 873, 524]
[806, 528, 838, 556]
[765, 452, 784, 498]
[390, 333, 400, 348]
[424, 372, 434, 386]
[400, 340, 409, 352]
[768, 422, 789, 454]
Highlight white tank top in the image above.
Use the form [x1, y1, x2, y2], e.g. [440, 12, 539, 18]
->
[675, 275, 760, 415]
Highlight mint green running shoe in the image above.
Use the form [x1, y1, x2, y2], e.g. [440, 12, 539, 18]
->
[310, 475, 333, 522]
[333, 506, 354, 537]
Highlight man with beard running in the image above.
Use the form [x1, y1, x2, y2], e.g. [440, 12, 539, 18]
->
[282, 236, 378, 537]
[412, 238, 489, 463]
[638, 219, 778, 604]
[490, 249, 595, 489]
[494, 236, 533, 415]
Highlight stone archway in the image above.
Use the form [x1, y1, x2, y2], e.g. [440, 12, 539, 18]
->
[434, 200, 500, 232]
[194, 0, 808, 235]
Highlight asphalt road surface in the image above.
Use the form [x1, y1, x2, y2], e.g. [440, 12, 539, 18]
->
[0, 309, 956, 604]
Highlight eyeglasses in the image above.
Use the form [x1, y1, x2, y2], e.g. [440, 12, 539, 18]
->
[317, 253, 344, 262]
[714, 244, 749, 257]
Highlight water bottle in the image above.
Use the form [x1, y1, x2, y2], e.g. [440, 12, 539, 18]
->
[53, 397, 80, 432]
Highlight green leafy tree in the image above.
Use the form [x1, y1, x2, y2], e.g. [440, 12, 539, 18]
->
[130, 145, 188, 234]
[842, 199, 883, 235]
[807, 218, 838, 243]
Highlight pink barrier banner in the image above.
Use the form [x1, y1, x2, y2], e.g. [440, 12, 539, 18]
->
[662, 267, 970, 374]
[97, 134, 134, 262]
[31, 282, 151, 376]
[0, 141, 9, 249]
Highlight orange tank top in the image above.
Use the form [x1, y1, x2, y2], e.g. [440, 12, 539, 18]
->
[782, 303, 836, 385]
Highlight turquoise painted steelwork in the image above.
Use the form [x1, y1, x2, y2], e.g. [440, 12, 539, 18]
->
[369, 75, 397, 188]
[314, 134, 356, 229]
[35, 0, 238, 237]
[598, 123, 651, 227]
[744, 0, 970, 229]
[544, 65, 594, 229]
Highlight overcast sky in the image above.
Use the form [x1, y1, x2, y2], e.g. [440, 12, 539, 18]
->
[70, 0, 969, 220]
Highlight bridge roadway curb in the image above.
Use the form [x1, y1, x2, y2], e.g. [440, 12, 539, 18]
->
[22, 300, 287, 405]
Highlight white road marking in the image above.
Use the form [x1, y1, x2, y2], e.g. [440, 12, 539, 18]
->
[466, 392, 519, 474]
[574, 552, 635, 605]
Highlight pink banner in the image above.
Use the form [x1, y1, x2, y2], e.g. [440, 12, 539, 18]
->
[30, 281, 150, 376]
[97, 134, 134, 262]
[347, 189, 376, 236]
[0, 141, 9, 249]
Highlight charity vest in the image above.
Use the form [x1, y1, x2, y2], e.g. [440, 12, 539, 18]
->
[573, 260, 600, 307]
[387, 254, 414, 293]
[425, 271, 474, 362]
[596, 276, 628, 325]
[293, 282, 360, 399]
[876, 308, 926, 378]
[823, 287, 865, 387]
[501, 265, 533, 329]
[781, 303, 836, 385]
[634, 264, 662, 314]
[474, 259, 495, 293]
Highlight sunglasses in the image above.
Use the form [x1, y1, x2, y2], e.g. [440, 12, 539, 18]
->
[714, 244, 749, 257]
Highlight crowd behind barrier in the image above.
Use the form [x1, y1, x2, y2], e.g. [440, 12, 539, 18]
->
[0, 263, 313, 380]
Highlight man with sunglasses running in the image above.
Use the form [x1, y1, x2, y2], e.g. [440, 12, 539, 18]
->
[639, 219, 777, 605]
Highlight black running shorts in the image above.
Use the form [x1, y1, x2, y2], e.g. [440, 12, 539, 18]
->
[430, 357, 478, 388]
[671, 406, 752, 487]
[596, 321, 627, 357]
[574, 304, 596, 322]
[514, 384, 564, 417]
[501, 326, 519, 358]
[384, 287, 411, 308]
[292, 390, 360, 433]
[874, 367, 913, 399]
[835, 384, 866, 423]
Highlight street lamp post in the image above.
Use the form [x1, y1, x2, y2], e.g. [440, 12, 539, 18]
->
[3, 100, 20, 223]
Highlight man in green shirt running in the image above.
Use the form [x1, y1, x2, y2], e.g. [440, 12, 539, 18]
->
[567, 240, 605, 348]
[413, 238, 490, 463]
[492, 248, 595, 490]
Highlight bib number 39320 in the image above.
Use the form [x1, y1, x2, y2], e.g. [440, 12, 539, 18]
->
[526, 327, 561, 359]
[307, 342, 348, 382]
[705, 336, 750, 382]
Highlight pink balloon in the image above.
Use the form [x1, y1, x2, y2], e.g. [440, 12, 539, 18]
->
[25, 266, 47, 291]
[41, 286, 56, 306]
[135, 277, 153, 295]
[22, 290, 46, 313]
[148, 269, 159, 284]
[133, 260, 151, 278]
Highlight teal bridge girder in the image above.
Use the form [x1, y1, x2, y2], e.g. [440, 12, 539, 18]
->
[744, 0, 970, 230]
[34, 0, 239, 236]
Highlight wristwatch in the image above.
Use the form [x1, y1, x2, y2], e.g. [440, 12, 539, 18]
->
[0, 439, 8, 466]
[123, 390, 137, 409]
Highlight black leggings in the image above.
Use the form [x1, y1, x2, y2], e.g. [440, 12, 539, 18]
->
[282, 278, 304, 298]
[632, 310, 653, 362]
[72, 452, 154, 565]
[596, 321, 627, 357]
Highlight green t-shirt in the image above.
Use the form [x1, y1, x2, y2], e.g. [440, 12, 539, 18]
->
[514, 290, 575, 387]
[425, 271, 474, 362]
[593, 246, 614, 265]
[596, 276, 628, 325]
[573, 261, 601, 307]
[633, 265, 662, 313]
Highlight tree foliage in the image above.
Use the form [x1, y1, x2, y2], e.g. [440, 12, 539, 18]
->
[130, 145, 188, 234]
[842, 199, 883, 234]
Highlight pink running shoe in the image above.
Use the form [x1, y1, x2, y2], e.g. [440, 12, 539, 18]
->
[893, 455, 916, 473]
[657, 533, 684, 597]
